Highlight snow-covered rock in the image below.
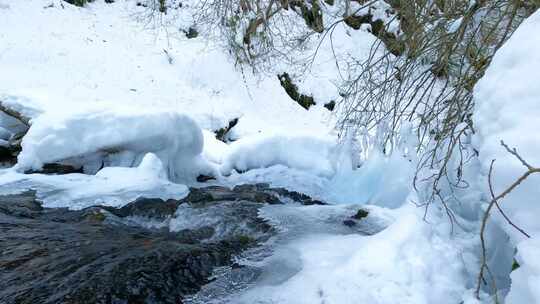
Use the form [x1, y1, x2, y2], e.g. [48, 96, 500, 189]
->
[220, 135, 337, 178]
[16, 109, 210, 182]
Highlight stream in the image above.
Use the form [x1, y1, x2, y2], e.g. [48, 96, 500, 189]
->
[0, 183, 390, 304]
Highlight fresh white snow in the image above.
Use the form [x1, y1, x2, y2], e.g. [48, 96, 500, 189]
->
[0, 0, 538, 303]
[16, 108, 210, 182]
[473, 10, 540, 304]
[237, 205, 472, 304]
[220, 135, 338, 178]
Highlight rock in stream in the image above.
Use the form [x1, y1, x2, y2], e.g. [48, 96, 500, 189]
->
[0, 184, 317, 304]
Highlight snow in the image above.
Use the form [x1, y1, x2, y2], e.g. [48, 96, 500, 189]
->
[220, 135, 337, 178]
[0, 153, 188, 209]
[0, 0, 538, 303]
[0, 94, 43, 120]
[199, 149, 479, 304]
[229, 204, 475, 304]
[473, 10, 540, 304]
[349, 0, 400, 34]
[0, 0, 338, 181]
[16, 108, 210, 182]
[292, 23, 379, 105]
[328, 150, 414, 208]
[0, 0, 349, 229]
[202, 130, 231, 164]
[0, 0, 332, 141]
[289, 10, 385, 107]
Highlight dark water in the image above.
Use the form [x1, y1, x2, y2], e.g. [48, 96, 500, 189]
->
[0, 185, 286, 303]
[0, 184, 332, 304]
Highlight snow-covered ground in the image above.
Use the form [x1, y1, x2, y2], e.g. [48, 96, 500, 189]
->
[0, 0, 337, 203]
[0, 0, 539, 303]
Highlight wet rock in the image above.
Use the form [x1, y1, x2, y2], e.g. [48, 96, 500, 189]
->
[24, 163, 84, 175]
[184, 27, 199, 39]
[0, 191, 43, 218]
[0, 131, 25, 166]
[214, 117, 239, 143]
[229, 183, 326, 206]
[196, 174, 216, 183]
[512, 258, 520, 271]
[102, 197, 181, 220]
[62, 0, 95, 7]
[278, 73, 316, 110]
[353, 208, 369, 220]
[0, 145, 17, 166]
[343, 208, 369, 228]
[0, 191, 273, 304]
[324, 100, 336, 111]
[343, 219, 356, 227]
[271, 188, 326, 205]
[183, 185, 280, 205]
[0, 185, 327, 303]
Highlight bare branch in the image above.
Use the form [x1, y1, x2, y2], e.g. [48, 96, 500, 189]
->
[475, 142, 539, 299]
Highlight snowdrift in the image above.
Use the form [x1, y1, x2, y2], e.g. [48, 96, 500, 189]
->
[473, 10, 540, 304]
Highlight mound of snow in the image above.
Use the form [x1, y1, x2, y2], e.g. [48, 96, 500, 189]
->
[473, 10, 540, 304]
[17, 109, 211, 182]
[220, 135, 337, 177]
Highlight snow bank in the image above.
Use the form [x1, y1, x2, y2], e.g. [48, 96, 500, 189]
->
[17, 109, 210, 182]
[0, 153, 188, 209]
[220, 135, 337, 177]
[237, 205, 473, 304]
[0, 0, 332, 143]
[473, 10, 540, 303]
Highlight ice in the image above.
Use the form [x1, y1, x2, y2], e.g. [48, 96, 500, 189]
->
[0, 153, 188, 209]
[328, 151, 415, 207]
[0, 94, 43, 121]
[184, 201, 393, 304]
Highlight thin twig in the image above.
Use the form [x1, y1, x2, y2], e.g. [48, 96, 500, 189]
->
[475, 142, 538, 299]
